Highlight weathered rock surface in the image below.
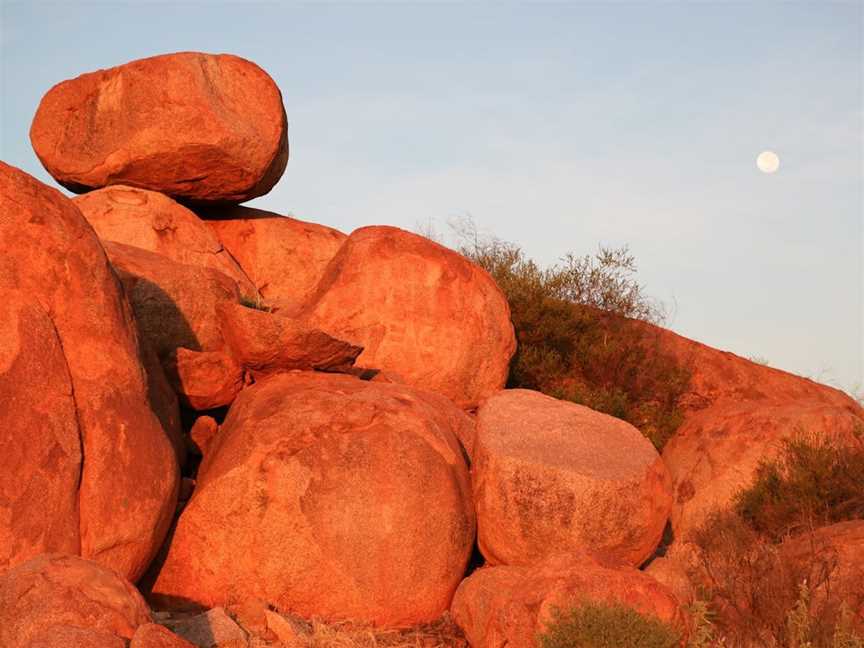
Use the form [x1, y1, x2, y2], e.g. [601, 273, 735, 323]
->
[164, 348, 244, 411]
[663, 401, 864, 540]
[298, 226, 516, 408]
[202, 207, 346, 311]
[779, 521, 864, 617]
[451, 553, 685, 648]
[74, 186, 256, 295]
[218, 301, 362, 376]
[105, 241, 241, 357]
[473, 389, 672, 567]
[131, 623, 197, 648]
[152, 372, 475, 626]
[141, 341, 187, 467]
[31, 52, 288, 204]
[0, 163, 177, 581]
[189, 416, 220, 456]
[0, 554, 152, 647]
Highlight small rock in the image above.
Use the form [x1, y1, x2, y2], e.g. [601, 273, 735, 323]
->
[190, 416, 220, 456]
[164, 348, 244, 411]
[264, 610, 307, 647]
[164, 607, 248, 648]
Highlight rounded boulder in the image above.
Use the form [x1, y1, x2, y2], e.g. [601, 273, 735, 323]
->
[298, 226, 516, 409]
[473, 389, 672, 567]
[151, 372, 475, 626]
[31, 52, 288, 204]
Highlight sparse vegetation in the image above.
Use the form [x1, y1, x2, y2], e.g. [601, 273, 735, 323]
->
[686, 433, 864, 647]
[451, 217, 690, 448]
[537, 600, 682, 648]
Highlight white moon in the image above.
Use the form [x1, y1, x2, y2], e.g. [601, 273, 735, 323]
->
[756, 150, 780, 174]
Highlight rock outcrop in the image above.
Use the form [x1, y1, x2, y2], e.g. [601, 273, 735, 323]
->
[298, 226, 516, 409]
[151, 372, 475, 627]
[0, 163, 177, 581]
[451, 552, 686, 648]
[30, 52, 288, 204]
[163, 348, 244, 411]
[74, 186, 256, 296]
[0, 554, 152, 647]
[473, 389, 672, 567]
[202, 206, 347, 311]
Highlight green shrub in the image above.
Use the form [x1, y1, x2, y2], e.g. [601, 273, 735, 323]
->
[538, 600, 682, 648]
[734, 432, 864, 542]
[454, 218, 690, 448]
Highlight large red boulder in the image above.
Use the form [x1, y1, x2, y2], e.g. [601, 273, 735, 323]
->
[663, 401, 864, 540]
[105, 241, 241, 357]
[30, 52, 288, 204]
[74, 186, 256, 296]
[297, 226, 516, 408]
[151, 372, 475, 627]
[202, 206, 347, 311]
[473, 389, 671, 568]
[451, 552, 686, 648]
[0, 163, 178, 582]
[0, 554, 152, 647]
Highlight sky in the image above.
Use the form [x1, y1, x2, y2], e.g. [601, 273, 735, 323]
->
[1, 2, 862, 395]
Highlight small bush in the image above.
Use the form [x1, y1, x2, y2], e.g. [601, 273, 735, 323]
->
[453, 218, 690, 448]
[538, 600, 682, 648]
[734, 432, 864, 542]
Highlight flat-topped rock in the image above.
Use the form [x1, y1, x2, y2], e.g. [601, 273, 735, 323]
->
[473, 389, 672, 567]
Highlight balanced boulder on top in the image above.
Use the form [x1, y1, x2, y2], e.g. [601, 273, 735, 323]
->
[30, 52, 288, 204]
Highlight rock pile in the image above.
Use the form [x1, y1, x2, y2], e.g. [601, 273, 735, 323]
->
[2, 50, 862, 647]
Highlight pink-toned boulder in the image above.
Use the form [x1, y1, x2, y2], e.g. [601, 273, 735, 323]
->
[473, 389, 672, 568]
[451, 552, 686, 648]
[74, 186, 256, 296]
[0, 163, 178, 581]
[662, 401, 864, 541]
[202, 206, 346, 311]
[131, 623, 197, 648]
[297, 226, 516, 409]
[31, 52, 288, 204]
[105, 241, 241, 357]
[0, 554, 152, 647]
[163, 348, 244, 410]
[217, 301, 362, 377]
[151, 372, 475, 627]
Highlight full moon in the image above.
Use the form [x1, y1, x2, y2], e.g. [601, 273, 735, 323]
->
[756, 150, 780, 174]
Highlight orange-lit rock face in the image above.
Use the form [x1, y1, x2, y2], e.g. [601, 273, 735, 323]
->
[217, 301, 363, 376]
[30, 52, 288, 204]
[473, 389, 672, 568]
[662, 401, 864, 541]
[297, 226, 516, 409]
[202, 207, 347, 311]
[451, 553, 686, 648]
[0, 554, 152, 647]
[74, 186, 256, 296]
[152, 372, 475, 627]
[163, 348, 244, 411]
[0, 163, 177, 582]
[104, 241, 241, 357]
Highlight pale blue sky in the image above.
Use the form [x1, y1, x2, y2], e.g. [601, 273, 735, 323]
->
[2, 2, 862, 393]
